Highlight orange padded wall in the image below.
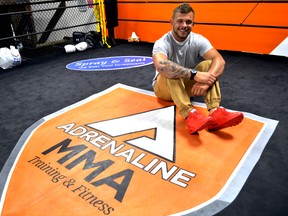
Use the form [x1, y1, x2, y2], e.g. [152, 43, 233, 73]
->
[114, 0, 288, 56]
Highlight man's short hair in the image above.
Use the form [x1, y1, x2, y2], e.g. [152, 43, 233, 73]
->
[172, 3, 195, 19]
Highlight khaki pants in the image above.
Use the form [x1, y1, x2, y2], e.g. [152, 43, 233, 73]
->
[153, 60, 221, 118]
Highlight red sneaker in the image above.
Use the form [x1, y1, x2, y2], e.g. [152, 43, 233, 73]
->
[186, 111, 213, 134]
[208, 107, 244, 131]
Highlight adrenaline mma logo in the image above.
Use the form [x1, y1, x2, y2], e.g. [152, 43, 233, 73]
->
[0, 84, 278, 216]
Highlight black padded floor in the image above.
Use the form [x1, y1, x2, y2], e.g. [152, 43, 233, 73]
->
[0, 42, 287, 216]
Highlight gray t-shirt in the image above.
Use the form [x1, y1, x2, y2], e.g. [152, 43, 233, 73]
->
[152, 31, 213, 85]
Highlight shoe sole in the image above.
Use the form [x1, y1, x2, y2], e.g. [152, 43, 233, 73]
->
[208, 114, 244, 131]
[187, 119, 213, 134]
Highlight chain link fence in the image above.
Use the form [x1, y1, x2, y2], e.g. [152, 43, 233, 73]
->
[0, 0, 109, 59]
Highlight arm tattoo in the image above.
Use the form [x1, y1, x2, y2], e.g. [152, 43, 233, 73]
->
[159, 60, 190, 79]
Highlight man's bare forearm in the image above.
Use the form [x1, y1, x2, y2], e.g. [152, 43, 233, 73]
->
[158, 59, 217, 85]
[158, 60, 190, 79]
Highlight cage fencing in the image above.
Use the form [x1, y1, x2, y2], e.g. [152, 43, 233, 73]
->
[0, 0, 111, 59]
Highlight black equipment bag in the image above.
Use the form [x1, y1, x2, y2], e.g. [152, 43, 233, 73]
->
[72, 31, 103, 48]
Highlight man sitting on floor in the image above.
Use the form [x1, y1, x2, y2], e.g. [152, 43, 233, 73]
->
[152, 3, 243, 134]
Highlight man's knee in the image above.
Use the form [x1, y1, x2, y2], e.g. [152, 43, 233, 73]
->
[195, 60, 212, 72]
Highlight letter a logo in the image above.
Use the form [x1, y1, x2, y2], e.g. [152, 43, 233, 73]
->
[87, 106, 176, 162]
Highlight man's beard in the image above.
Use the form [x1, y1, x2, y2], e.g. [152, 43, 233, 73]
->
[173, 28, 190, 41]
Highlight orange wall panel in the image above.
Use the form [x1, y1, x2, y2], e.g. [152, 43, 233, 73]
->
[244, 3, 288, 26]
[115, 21, 171, 42]
[115, 1, 288, 56]
[115, 21, 288, 55]
[192, 3, 256, 24]
[118, 3, 175, 21]
[192, 25, 288, 54]
[117, 3, 257, 24]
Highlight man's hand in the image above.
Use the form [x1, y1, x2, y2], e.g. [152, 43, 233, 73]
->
[191, 82, 210, 96]
[194, 71, 216, 86]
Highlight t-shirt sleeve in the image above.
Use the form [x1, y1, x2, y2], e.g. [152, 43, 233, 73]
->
[152, 39, 169, 57]
[196, 34, 213, 57]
